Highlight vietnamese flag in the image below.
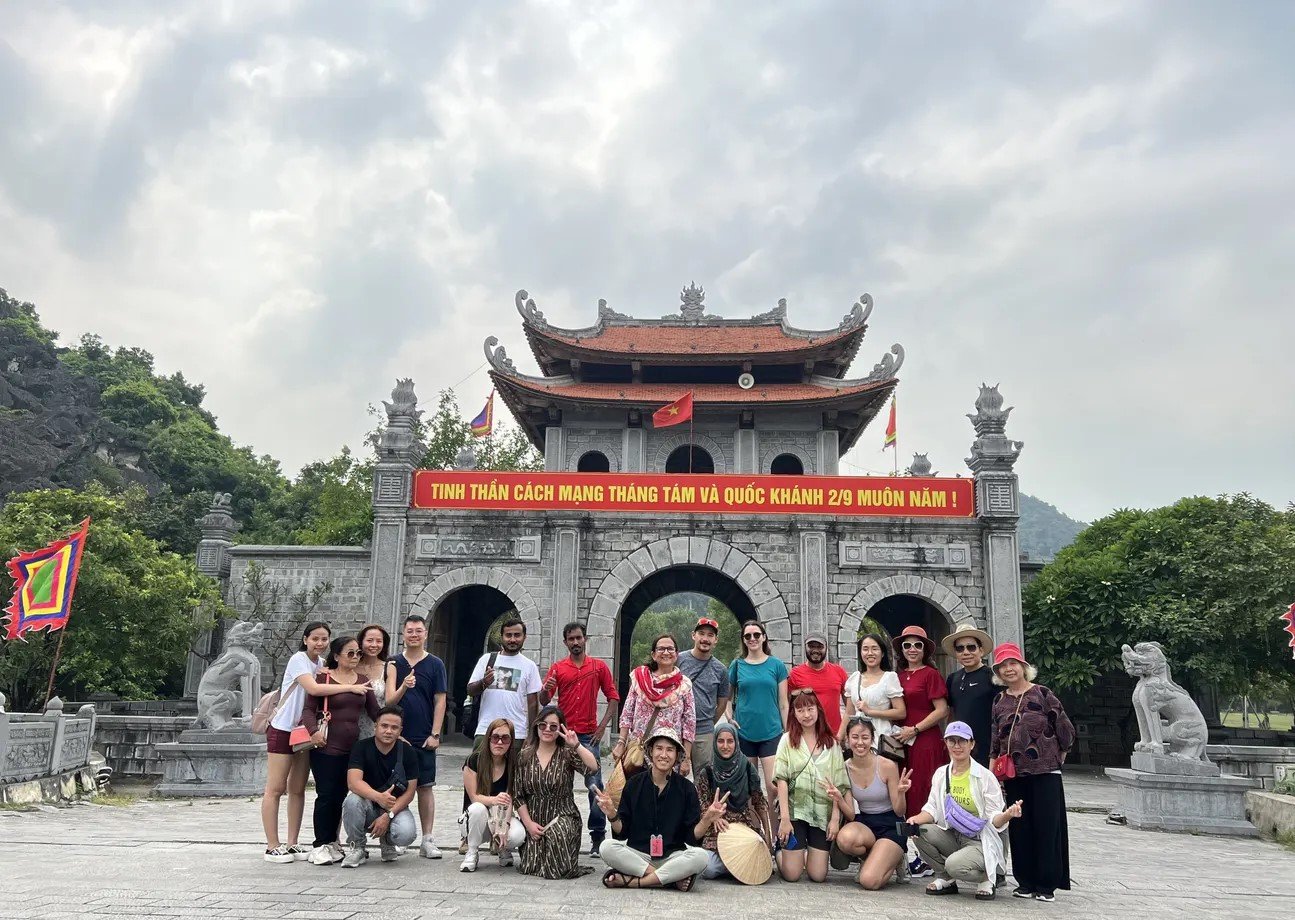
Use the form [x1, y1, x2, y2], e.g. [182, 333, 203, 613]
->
[652, 392, 693, 428]
[883, 396, 897, 449]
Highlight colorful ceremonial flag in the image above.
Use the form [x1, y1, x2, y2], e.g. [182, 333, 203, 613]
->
[1281, 603, 1295, 660]
[3, 518, 90, 642]
[652, 392, 694, 428]
[883, 396, 897, 449]
[470, 390, 494, 437]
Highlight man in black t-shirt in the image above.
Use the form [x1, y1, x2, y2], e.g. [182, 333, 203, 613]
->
[942, 623, 999, 766]
[341, 705, 421, 868]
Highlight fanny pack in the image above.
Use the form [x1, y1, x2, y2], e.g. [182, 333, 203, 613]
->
[943, 770, 988, 837]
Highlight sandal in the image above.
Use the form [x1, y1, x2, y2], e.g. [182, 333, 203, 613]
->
[602, 870, 640, 889]
[674, 873, 699, 892]
[925, 879, 959, 896]
[975, 881, 996, 900]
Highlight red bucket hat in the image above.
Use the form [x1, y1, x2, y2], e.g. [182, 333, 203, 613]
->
[991, 642, 1031, 670]
[891, 625, 934, 654]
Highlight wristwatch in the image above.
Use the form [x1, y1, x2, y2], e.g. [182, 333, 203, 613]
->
[432, 732, 441, 739]
[387, 810, 395, 820]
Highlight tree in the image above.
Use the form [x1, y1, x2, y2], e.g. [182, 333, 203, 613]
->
[0, 486, 224, 711]
[1023, 494, 1295, 698]
[232, 561, 333, 690]
[628, 596, 742, 668]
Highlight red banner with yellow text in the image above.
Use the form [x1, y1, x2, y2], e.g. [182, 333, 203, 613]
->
[412, 471, 974, 518]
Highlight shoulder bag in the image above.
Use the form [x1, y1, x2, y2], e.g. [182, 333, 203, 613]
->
[990, 691, 1025, 782]
[461, 651, 498, 739]
[289, 674, 331, 752]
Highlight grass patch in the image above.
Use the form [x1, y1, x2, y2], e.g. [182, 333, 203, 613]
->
[1276, 829, 1295, 853]
[1221, 711, 1293, 731]
[0, 802, 38, 812]
[92, 792, 144, 807]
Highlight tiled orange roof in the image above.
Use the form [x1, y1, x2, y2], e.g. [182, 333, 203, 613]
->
[492, 376, 892, 405]
[540, 324, 858, 355]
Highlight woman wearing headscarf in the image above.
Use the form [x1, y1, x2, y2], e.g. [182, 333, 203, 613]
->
[693, 723, 771, 880]
[990, 643, 1075, 903]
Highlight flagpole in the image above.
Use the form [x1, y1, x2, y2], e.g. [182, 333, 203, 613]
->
[44, 627, 67, 705]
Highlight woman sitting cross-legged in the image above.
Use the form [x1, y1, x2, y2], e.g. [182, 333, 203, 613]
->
[694, 723, 772, 881]
[596, 727, 724, 891]
[460, 718, 525, 873]
[827, 716, 912, 890]
[905, 721, 1022, 901]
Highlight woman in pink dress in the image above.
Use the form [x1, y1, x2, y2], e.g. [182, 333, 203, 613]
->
[892, 625, 949, 875]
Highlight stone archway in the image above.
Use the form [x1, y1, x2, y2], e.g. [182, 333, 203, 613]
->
[409, 566, 543, 642]
[835, 574, 970, 667]
[760, 444, 814, 475]
[584, 537, 791, 669]
[651, 432, 729, 473]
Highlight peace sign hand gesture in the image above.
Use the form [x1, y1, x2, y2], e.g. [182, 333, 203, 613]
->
[705, 789, 730, 824]
[896, 768, 913, 795]
[820, 778, 844, 804]
[592, 785, 617, 819]
[561, 725, 581, 748]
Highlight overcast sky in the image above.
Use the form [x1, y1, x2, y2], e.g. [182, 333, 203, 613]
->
[1, 1, 1291, 522]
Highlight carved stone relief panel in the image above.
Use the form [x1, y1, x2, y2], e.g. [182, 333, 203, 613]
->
[839, 541, 972, 570]
[416, 533, 542, 563]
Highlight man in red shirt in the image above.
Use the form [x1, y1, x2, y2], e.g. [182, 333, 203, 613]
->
[539, 622, 620, 856]
[787, 632, 849, 738]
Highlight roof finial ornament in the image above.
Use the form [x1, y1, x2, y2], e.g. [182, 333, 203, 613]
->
[483, 336, 518, 374]
[907, 452, 933, 476]
[515, 289, 547, 329]
[840, 293, 874, 331]
[680, 282, 706, 322]
[866, 344, 905, 381]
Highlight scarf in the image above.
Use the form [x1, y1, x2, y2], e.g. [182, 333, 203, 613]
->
[632, 665, 686, 707]
[709, 724, 753, 811]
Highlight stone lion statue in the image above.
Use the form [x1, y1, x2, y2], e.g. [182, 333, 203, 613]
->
[1122, 642, 1210, 763]
[196, 620, 265, 731]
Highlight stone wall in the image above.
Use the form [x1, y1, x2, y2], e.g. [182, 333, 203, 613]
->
[92, 715, 195, 778]
[1058, 672, 1136, 767]
[225, 545, 373, 635]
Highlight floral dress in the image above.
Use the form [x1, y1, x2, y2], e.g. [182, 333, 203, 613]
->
[618, 670, 696, 745]
[513, 744, 596, 879]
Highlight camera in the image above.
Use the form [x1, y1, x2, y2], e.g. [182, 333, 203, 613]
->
[895, 820, 921, 840]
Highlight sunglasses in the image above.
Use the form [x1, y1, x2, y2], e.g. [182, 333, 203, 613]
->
[900, 641, 927, 650]
[954, 643, 981, 653]
[790, 687, 817, 700]
[538, 722, 561, 732]
[489, 734, 512, 744]
[743, 632, 764, 640]
[342, 649, 361, 657]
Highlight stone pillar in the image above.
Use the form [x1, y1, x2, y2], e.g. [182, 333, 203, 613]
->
[622, 427, 646, 472]
[368, 379, 423, 636]
[734, 428, 757, 473]
[800, 530, 828, 651]
[184, 493, 241, 697]
[816, 430, 840, 475]
[966, 385, 1025, 648]
[551, 528, 581, 667]
[544, 426, 566, 472]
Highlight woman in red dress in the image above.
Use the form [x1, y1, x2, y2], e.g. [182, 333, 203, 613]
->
[892, 625, 949, 876]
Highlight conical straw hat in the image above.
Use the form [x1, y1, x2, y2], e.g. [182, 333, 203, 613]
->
[716, 823, 773, 885]
[604, 762, 627, 810]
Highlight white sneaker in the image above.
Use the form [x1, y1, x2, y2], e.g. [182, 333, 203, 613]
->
[460, 851, 478, 872]
[309, 843, 343, 865]
[286, 844, 311, 862]
[263, 845, 294, 864]
[341, 844, 368, 869]
[420, 837, 442, 859]
[379, 835, 400, 862]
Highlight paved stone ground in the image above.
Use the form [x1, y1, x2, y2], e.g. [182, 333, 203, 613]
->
[0, 766, 1291, 920]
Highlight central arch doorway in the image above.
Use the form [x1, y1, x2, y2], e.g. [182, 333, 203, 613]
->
[614, 565, 756, 700]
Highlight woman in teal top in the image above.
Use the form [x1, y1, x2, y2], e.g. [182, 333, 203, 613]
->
[725, 620, 788, 841]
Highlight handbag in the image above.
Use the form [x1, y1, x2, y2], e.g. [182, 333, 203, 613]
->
[990, 692, 1026, 781]
[289, 675, 331, 752]
[461, 651, 499, 739]
[606, 707, 660, 808]
[876, 732, 908, 764]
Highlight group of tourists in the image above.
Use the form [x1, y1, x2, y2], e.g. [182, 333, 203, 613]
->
[257, 611, 1075, 901]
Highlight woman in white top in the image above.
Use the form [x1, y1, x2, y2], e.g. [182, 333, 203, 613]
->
[842, 634, 907, 745]
[905, 721, 1022, 900]
[354, 623, 391, 740]
[260, 621, 367, 863]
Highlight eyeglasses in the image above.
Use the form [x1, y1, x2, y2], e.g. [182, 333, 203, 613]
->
[654, 647, 677, 655]
[954, 643, 980, 653]
[342, 649, 361, 657]
[743, 632, 764, 640]
[537, 722, 561, 732]
[946, 737, 972, 745]
[900, 641, 926, 650]
[489, 734, 512, 744]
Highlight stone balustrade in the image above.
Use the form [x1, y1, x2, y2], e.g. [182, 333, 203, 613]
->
[0, 698, 98, 803]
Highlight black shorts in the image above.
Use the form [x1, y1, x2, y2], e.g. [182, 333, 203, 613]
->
[855, 809, 904, 848]
[414, 745, 437, 785]
[786, 819, 830, 852]
[739, 735, 780, 759]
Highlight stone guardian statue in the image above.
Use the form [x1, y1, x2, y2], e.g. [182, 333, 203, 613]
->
[1121, 642, 1214, 773]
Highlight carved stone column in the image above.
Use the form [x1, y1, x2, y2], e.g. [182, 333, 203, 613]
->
[800, 530, 828, 649]
[184, 493, 241, 697]
[966, 385, 1025, 648]
[551, 528, 581, 667]
[622, 427, 646, 472]
[368, 379, 423, 636]
[544, 425, 567, 471]
[734, 428, 758, 474]
[816, 430, 840, 475]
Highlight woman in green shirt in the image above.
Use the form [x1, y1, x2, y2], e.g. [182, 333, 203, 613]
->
[726, 620, 788, 836]
[774, 688, 848, 882]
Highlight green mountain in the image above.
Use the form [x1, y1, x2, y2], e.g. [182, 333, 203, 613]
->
[1018, 492, 1087, 560]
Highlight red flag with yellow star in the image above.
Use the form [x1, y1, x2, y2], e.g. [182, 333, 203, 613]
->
[3, 518, 90, 641]
[652, 392, 693, 428]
